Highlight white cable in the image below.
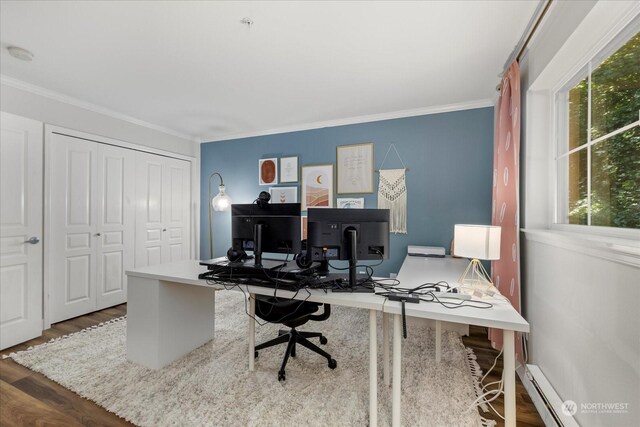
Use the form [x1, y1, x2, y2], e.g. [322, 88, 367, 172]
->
[469, 381, 503, 408]
[469, 349, 507, 418]
[486, 400, 505, 420]
[481, 348, 503, 383]
[482, 379, 502, 392]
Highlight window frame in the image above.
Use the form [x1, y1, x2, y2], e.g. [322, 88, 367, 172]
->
[552, 22, 640, 237]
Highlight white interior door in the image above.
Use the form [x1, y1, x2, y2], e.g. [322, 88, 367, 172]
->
[95, 144, 134, 310]
[162, 157, 191, 263]
[49, 133, 98, 323]
[0, 112, 44, 350]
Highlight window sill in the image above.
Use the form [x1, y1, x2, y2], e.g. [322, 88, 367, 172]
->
[521, 228, 640, 268]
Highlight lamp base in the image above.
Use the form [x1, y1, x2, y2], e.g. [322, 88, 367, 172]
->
[458, 259, 494, 293]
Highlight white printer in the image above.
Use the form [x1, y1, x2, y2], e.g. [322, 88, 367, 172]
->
[407, 245, 446, 258]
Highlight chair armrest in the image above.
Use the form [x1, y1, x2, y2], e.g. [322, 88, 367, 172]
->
[308, 304, 331, 321]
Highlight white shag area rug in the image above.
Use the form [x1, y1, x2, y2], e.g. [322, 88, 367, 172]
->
[9, 291, 493, 427]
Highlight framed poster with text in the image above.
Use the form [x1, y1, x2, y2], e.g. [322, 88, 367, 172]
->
[337, 142, 374, 194]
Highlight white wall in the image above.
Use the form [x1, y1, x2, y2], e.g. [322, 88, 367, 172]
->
[520, 1, 640, 425]
[0, 82, 198, 157]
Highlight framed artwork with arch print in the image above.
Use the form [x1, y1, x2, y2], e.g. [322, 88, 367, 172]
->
[301, 164, 333, 211]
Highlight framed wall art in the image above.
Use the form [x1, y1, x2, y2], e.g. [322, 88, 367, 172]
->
[280, 156, 299, 183]
[336, 142, 374, 194]
[337, 197, 365, 209]
[269, 186, 298, 204]
[301, 164, 333, 210]
[259, 158, 278, 185]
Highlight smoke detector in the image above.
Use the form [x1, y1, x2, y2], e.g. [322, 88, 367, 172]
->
[7, 46, 34, 61]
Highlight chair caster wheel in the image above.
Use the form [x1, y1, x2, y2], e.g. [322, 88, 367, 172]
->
[278, 371, 286, 381]
[328, 359, 337, 369]
[319, 336, 328, 345]
[254, 351, 259, 358]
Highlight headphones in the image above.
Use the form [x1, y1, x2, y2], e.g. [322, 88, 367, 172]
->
[256, 191, 271, 208]
[295, 239, 313, 268]
[295, 251, 312, 269]
[226, 247, 247, 262]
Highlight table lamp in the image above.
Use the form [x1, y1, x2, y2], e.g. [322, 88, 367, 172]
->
[208, 172, 232, 259]
[453, 224, 501, 291]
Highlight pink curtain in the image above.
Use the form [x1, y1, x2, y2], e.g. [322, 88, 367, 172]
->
[490, 61, 523, 362]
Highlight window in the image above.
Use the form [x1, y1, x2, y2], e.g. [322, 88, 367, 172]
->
[556, 31, 639, 230]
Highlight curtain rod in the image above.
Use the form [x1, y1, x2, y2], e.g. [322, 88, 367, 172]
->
[498, 0, 553, 91]
[516, 0, 554, 63]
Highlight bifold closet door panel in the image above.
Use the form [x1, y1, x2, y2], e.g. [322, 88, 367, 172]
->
[95, 144, 135, 310]
[135, 153, 191, 268]
[49, 133, 98, 323]
[135, 152, 164, 268]
[162, 157, 191, 263]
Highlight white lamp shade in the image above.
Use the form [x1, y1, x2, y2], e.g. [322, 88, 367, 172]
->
[212, 185, 231, 211]
[453, 224, 501, 260]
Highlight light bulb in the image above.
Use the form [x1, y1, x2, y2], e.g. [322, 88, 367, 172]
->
[212, 185, 231, 211]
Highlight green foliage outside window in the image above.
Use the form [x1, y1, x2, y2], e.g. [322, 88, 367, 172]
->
[566, 32, 639, 229]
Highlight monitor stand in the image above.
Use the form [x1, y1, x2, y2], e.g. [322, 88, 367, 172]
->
[331, 229, 374, 293]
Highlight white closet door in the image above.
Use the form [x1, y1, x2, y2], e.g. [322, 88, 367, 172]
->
[49, 133, 98, 323]
[0, 112, 43, 350]
[162, 157, 191, 263]
[135, 152, 165, 267]
[95, 144, 134, 310]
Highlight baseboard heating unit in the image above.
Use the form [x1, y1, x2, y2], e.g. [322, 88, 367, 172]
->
[519, 364, 579, 427]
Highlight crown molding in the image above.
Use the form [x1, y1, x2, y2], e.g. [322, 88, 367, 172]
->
[1, 74, 493, 145]
[1, 75, 199, 142]
[202, 98, 494, 143]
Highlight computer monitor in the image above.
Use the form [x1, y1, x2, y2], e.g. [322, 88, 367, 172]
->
[231, 202, 301, 267]
[307, 208, 390, 291]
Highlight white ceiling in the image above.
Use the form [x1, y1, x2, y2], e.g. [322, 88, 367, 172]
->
[0, 1, 539, 142]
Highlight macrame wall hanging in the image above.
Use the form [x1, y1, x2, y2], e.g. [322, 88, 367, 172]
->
[377, 144, 409, 234]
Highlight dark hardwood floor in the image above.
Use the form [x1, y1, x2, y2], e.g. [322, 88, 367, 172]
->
[1, 305, 543, 427]
[462, 326, 543, 427]
[1, 305, 132, 427]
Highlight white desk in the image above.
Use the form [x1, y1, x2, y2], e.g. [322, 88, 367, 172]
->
[387, 256, 530, 427]
[125, 260, 384, 427]
[126, 257, 529, 427]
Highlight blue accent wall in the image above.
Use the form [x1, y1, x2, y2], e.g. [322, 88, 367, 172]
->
[201, 107, 494, 277]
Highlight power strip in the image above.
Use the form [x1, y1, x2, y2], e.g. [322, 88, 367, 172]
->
[386, 292, 421, 303]
[431, 292, 471, 300]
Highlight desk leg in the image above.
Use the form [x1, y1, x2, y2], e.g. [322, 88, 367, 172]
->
[249, 293, 256, 372]
[383, 312, 390, 386]
[392, 313, 402, 427]
[212, 290, 216, 338]
[369, 310, 378, 427]
[504, 330, 516, 427]
[435, 320, 442, 362]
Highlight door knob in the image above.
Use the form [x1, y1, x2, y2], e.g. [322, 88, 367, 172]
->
[162, 228, 167, 232]
[95, 233, 101, 237]
[24, 236, 40, 244]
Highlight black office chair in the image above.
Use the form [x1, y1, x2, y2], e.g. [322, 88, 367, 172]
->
[254, 295, 337, 381]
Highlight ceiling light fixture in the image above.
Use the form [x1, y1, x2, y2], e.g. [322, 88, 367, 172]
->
[240, 17, 254, 27]
[7, 46, 34, 61]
